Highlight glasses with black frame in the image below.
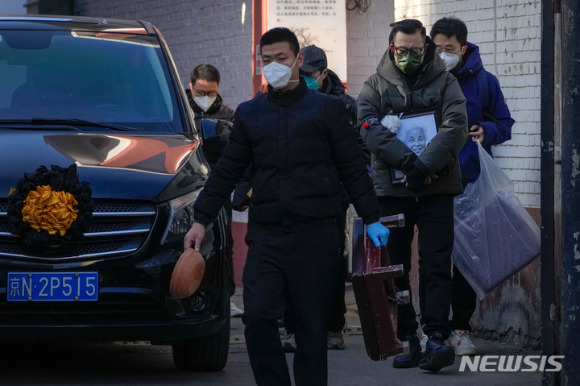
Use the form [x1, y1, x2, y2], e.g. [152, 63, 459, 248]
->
[435, 46, 464, 54]
[191, 89, 218, 97]
[393, 45, 426, 56]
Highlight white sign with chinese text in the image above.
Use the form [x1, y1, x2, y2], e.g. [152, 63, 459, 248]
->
[267, 0, 347, 83]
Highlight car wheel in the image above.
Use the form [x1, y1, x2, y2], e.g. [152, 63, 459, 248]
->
[172, 314, 230, 371]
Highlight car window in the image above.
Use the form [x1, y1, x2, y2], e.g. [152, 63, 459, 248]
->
[0, 29, 185, 133]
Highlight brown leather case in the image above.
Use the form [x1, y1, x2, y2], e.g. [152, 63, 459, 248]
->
[351, 214, 407, 361]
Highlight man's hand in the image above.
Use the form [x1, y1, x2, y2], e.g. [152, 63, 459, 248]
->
[469, 124, 485, 143]
[366, 222, 390, 247]
[401, 173, 437, 187]
[403, 166, 427, 190]
[184, 222, 206, 251]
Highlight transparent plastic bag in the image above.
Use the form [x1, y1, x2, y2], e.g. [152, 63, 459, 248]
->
[452, 141, 541, 299]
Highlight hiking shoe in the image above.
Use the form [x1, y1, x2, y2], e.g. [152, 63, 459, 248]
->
[419, 331, 455, 372]
[393, 335, 422, 368]
[448, 330, 478, 356]
[230, 299, 243, 317]
[327, 330, 346, 350]
[420, 332, 428, 351]
[280, 328, 296, 353]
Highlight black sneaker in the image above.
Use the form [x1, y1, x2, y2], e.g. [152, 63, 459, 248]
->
[419, 331, 455, 372]
[393, 335, 422, 368]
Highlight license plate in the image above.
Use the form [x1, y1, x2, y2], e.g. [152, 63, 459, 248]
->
[7, 272, 99, 302]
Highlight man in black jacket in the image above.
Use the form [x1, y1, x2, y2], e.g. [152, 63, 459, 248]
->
[186, 64, 242, 317]
[299, 45, 358, 351]
[358, 19, 467, 373]
[184, 27, 389, 386]
[186, 64, 235, 132]
[186, 64, 236, 167]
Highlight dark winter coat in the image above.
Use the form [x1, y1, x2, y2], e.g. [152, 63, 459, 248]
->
[320, 69, 369, 207]
[193, 79, 380, 230]
[320, 70, 357, 125]
[232, 71, 361, 212]
[452, 42, 514, 184]
[357, 37, 468, 197]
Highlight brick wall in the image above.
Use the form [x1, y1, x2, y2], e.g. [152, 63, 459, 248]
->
[394, 0, 542, 208]
[74, 0, 253, 109]
[346, 1, 394, 98]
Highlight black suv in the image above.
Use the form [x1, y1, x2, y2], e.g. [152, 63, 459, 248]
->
[0, 15, 230, 371]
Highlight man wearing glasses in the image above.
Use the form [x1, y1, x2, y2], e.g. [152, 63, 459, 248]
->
[186, 64, 243, 318]
[429, 16, 514, 357]
[357, 18, 467, 372]
[187, 64, 235, 130]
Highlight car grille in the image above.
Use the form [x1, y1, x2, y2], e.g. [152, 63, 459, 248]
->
[0, 200, 156, 261]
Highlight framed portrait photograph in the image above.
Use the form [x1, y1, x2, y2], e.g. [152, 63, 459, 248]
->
[391, 109, 440, 185]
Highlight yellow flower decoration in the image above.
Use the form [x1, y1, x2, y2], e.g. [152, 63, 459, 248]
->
[21, 185, 79, 237]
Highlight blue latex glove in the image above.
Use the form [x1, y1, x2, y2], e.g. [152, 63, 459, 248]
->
[366, 222, 390, 247]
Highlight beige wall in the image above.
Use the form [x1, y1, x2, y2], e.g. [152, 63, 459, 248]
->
[345, 1, 394, 98]
[394, 0, 542, 209]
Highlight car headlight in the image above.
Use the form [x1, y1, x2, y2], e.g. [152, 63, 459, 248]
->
[161, 188, 201, 245]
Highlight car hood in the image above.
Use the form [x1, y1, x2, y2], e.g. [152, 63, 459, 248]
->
[0, 132, 201, 200]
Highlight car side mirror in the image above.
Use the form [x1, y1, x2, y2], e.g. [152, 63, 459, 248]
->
[200, 119, 233, 165]
[200, 118, 232, 142]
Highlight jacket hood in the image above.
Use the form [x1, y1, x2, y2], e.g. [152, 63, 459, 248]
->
[453, 42, 484, 82]
[320, 69, 346, 96]
[186, 89, 226, 115]
[0, 132, 200, 200]
[376, 36, 446, 90]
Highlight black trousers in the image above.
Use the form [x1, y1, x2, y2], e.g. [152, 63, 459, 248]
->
[449, 180, 477, 331]
[327, 209, 347, 333]
[285, 209, 347, 334]
[450, 265, 477, 331]
[378, 195, 454, 340]
[242, 221, 340, 386]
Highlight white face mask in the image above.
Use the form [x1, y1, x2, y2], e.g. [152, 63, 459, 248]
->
[439, 52, 460, 71]
[262, 55, 299, 90]
[193, 95, 217, 112]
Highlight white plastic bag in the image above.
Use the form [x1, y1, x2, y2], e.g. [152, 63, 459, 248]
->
[452, 141, 541, 299]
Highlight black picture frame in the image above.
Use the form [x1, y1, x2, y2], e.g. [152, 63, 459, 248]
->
[390, 109, 441, 185]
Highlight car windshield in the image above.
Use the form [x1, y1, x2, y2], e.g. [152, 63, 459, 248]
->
[0, 28, 185, 133]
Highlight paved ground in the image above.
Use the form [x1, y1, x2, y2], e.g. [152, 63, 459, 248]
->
[0, 283, 543, 385]
[230, 283, 544, 386]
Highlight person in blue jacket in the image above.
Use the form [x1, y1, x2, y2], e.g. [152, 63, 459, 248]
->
[430, 16, 515, 355]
